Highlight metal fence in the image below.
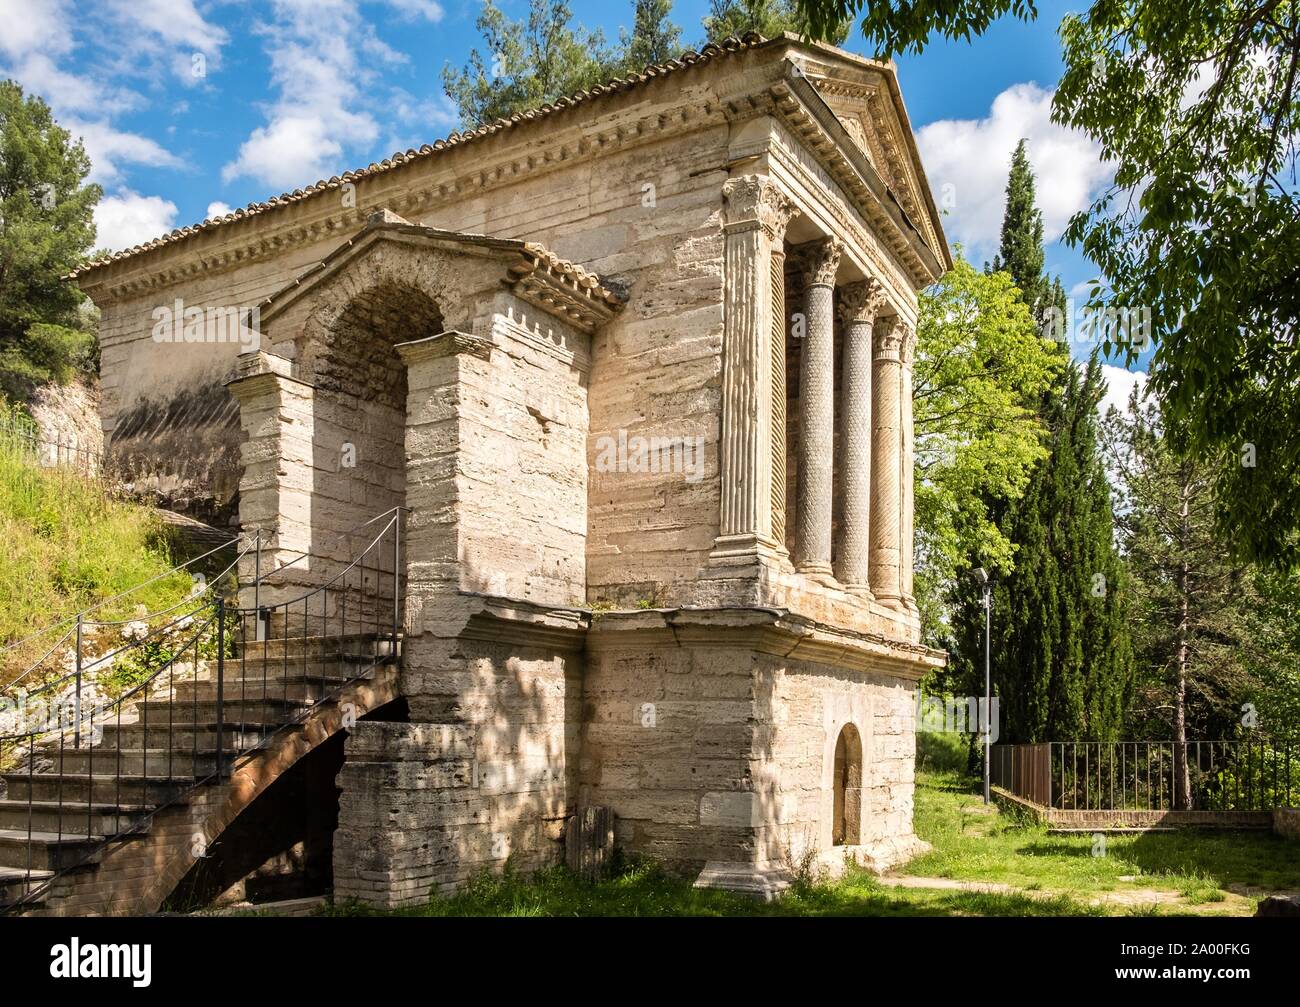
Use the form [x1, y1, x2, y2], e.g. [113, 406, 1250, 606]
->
[992, 740, 1298, 812]
[0, 414, 102, 477]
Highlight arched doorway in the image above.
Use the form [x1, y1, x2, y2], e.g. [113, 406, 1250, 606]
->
[832, 723, 863, 846]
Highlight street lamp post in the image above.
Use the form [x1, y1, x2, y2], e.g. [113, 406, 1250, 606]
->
[975, 567, 992, 805]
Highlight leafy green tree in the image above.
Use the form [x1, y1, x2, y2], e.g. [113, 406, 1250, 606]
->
[441, 0, 616, 126]
[0, 81, 100, 399]
[955, 359, 1133, 743]
[703, 0, 850, 45]
[912, 253, 1060, 641]
[1055, 2, 1300, 567]
[620, 0, 685, 70]
[987, 139, 1067, 329]
[794, 0, 1038, 56]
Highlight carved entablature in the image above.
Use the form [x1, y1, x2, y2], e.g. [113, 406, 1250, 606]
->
[722, 175, 799, 242]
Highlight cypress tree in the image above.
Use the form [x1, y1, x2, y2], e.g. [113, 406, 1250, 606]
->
[951, 143, 1133, 746]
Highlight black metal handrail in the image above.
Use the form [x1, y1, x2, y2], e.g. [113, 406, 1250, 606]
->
[0, 507, 403, 914]
[991, 740, 1298, 813]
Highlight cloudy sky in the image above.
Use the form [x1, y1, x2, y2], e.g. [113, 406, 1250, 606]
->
[0, 0, 1145, 398]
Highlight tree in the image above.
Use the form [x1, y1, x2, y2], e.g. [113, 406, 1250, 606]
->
[957, 359, 1133, 743]
[441, 0, 616, 126]
[794, 0, 1038, 57]
[1104, 389, 1255, 805]
[912, 253, 1060, 641]
[0, 81, 100, 400]
[703, 0, 850, 45]
[987, 139, 1063, 324]
[1055, 2, 1300, 567]
[621, 0, 684, 70]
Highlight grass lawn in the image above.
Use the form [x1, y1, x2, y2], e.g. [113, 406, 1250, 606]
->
[319, 767, 1300, 917]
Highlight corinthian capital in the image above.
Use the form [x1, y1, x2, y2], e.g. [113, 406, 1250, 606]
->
[722, 175, 799, 242]
[872, 314, 904, 360]
[838, 279, 889, 326]
[801, 237, 843, 288]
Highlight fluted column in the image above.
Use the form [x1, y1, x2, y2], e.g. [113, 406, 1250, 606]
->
[714, 175, 798, 560]
[794, 237, 841, 577]
[835, 279, 887, 593]
[899, 321, 918, 611]
[869, 315, 904, 606]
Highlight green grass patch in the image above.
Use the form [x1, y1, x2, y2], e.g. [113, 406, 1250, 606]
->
[0, 407, 200, 685]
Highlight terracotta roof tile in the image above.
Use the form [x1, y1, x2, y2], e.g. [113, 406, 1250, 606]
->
[71, 34, 769, 280]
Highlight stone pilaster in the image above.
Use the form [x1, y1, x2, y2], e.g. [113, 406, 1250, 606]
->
[713, 175, 797, 563]
[898, 321, 918, 612]
[793, 238, 841, 578]
[225, 350, 315, 609]
[869, 315, 904, 607]
[835, 279, 887, 593]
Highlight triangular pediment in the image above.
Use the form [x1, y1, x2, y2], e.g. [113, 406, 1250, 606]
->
[805, 69, 947, 266]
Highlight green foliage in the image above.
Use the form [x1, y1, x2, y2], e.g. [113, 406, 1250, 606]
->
[0, 80, 101, 400]
[621, 0, 684, 69]
[703, 0, 850, 45]
[913, 253, 1059, 618]
[793, 0, 1039, 56]
[441, 0, 617, 126]
[1103, 391, 1264, 741]
[987, 139, 1067, 327]
[955, 360, 1134, 742]
[1054, 2, 1300, 567]
[0, 401, 195, 683]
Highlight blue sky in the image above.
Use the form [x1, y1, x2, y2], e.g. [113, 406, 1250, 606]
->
[0, 0, 1143, 399]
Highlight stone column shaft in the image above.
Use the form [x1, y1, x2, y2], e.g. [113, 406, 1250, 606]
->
[835, 280, 886, 593]
[714, 176, 797, 559]
[794, 238, 841, 576]
[869, 316, 903, 605]
[899, 323, 918, 611]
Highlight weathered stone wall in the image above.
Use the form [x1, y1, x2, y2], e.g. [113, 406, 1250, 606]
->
[762, 656, 923, 871]
[1274, 807, 1300, 840]
[580, 612, 931, 876]
[335, 636, 580, 906]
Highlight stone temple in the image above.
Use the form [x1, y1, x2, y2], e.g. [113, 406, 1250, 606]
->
[70, 33, 950, 906]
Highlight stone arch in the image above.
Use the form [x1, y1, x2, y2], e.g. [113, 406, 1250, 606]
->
[832, 722, 863, 846]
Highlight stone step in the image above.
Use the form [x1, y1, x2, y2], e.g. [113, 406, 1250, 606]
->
[0, 799, 149, 836]
[50, 747, 223, 777]
[229, 634, 399, 662]
[94, 722, 275, 753]
[0, 828, 105, 871]
[0, 864, 53, 908]
[3, 772, 191, 807]
[168, 672, 359, 705]
[131, 697, 312, 727]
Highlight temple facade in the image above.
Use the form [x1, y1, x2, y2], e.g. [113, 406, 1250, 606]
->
[74, 33, 950, 904]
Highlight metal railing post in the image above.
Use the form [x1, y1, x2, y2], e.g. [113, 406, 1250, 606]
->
[73, 613, 83, 749]
[392, 511, 401, 649]
[216, 598, 226, 780]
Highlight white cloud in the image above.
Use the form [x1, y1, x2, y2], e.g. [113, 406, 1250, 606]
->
[223, 0, 419, 188]
[381, 0, 444, 22]
[1098, 364, 1148, 419]
[917, 82, 1112, 264]
[65, 119, 184, 184]
[94, 191, 178, 251]
[0, 0, 74, 60]
[205, 201, 233, 219]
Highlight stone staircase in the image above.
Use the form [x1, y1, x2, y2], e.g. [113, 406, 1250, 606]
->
[0, 632, 400, 915]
